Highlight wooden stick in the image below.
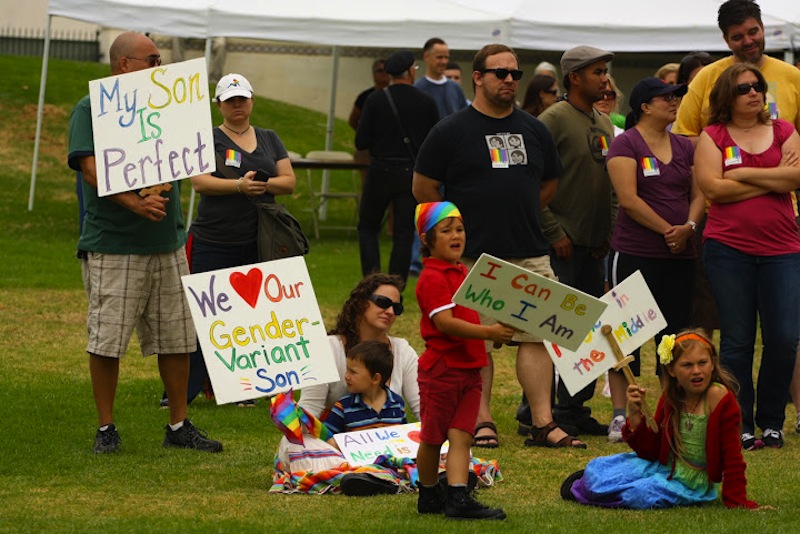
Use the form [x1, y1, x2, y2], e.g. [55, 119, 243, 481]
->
[601, 324, 658, 432]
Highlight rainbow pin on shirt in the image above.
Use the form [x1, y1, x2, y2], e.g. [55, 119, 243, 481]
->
[723, 145, 742, 167]
[225, 149, 242, 168]
[599, 135, 610, 156]
[641, 157, 660, 177]
[490, 148, 509, 168]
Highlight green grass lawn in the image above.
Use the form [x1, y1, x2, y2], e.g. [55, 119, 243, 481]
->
[1, 54, 798, 533]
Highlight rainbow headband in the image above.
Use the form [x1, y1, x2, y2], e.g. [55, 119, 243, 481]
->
[657, 333, 713, 365]
[415, 201, 462, 236]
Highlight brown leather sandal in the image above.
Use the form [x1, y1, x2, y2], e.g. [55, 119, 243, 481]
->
[473, 421, 499, 448]
[524, 421, 587, 449]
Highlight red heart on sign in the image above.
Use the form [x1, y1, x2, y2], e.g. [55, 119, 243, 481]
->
[407, 430, 421, 443]
[229, 268, 263, 308]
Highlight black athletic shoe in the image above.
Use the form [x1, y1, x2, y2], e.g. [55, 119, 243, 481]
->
[418, 483, 444, 514]
[445, 486, 506, 520]
[163, 420, 223, 453]
[437, 470, 478, 492]
[93, 424, 121, 454]
[340, 473, 399, 496]
[560, 469, 584, 501]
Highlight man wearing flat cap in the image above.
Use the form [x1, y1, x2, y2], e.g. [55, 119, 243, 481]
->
[536, 45, 618, 439]
[356, 50, 439, 283]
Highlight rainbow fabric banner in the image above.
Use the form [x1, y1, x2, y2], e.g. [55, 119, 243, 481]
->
[270, 390, 332, 445]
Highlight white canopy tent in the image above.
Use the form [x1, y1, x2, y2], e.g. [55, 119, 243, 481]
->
[30, 0, 800, 210]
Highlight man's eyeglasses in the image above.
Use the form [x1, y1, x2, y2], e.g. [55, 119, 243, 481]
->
[368, 294, 404, 315]
[480, 68, 524, 81]
[127, 55, 162, 67]
[736, 81, 765, 95]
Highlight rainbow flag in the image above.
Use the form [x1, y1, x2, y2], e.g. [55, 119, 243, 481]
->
[768, 102, 778, 119]
[225, 149, 241, 167]
[270, 390, 332, 445]
[724, 145, 741, 165]
[641, 157, 657, 170]
[490, 148, 508, 165]
[599, 135, 610, 153]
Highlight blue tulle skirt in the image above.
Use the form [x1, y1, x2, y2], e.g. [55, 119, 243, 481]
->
[570, 452, 717, 509]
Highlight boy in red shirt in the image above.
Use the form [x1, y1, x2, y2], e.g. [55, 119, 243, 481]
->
[414, 201, 514, 520]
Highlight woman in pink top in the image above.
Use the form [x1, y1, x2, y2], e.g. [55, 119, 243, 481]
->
[694, 62, 800, 451]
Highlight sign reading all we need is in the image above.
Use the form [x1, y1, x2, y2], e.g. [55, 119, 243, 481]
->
[452, 254, 606, 352]
[181, 257, 339, 405]
[89, 57, 215, 196]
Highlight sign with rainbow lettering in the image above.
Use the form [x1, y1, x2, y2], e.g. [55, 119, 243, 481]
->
[545, 270, 667, 395]
[453, 254, 607, 351]
[181, 257, 338, 405]
[333, 422, 448, 466]
[89, 58, 215, 197]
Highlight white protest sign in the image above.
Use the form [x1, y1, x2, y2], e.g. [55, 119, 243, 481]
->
[333, 422, 448, 466]
[89, 57, 215, 197]
[546, 270, 667, 396]
[452, 254, 607, 351]
[181, 257, 338, 405]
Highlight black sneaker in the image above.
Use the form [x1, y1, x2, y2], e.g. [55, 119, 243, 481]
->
[437, 470, 478, 492]
[445, 486, 506, 520]
[560, 469, 584, 501]
[163, 420, 223, 453]
[340, 473, 399, 496]
[93, 424, 121, 454]
[418, 483, 444, 514]
[762, 428, 784, 448]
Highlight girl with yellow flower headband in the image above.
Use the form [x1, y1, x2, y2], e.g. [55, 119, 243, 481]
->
[561, 329, 765, 510]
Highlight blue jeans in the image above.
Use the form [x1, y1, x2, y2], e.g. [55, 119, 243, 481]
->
[703, 239, 800, 434]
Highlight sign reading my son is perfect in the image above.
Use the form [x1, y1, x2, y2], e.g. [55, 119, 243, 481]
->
[452, 254, 607, 352]
[89, 57, 215, 197]
[545, 270, 667, 396]
[181, 257, 339, 405]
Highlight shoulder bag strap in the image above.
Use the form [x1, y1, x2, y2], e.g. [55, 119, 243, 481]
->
[383, 87, 417, 163]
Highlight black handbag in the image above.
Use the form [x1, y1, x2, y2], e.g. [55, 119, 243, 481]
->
[212, 151, 309, 261]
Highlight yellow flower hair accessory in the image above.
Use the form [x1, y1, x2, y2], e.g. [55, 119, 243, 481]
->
[657, 334, 676, 365]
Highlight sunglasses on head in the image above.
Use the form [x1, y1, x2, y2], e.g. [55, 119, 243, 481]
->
[368, 294, 404, 315]
[736, 81, 765, 95]
[480, 68, 524, 81]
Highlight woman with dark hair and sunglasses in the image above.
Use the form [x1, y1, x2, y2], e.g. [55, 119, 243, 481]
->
[521, 74, 559, 117]
[695, 62, 800, 451]
[298, 272, 420, 420]
[605, 77, 705, 442]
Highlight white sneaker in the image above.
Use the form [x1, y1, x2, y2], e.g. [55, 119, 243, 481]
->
[608, 415, 625, 443]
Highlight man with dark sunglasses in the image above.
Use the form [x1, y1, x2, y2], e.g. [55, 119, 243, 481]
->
[536, 45, 617, 440]
[414, 44, 583, 450]
[674, 0, 800, 142]
[68, 32, 222, 454]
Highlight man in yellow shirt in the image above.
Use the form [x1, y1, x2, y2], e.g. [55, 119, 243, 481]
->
[672, 0, 800, 142]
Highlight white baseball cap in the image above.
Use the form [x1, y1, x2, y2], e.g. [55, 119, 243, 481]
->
[215, 73, 253, 102]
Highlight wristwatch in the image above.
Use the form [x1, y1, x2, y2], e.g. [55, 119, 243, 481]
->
[686, 220, 697, 231]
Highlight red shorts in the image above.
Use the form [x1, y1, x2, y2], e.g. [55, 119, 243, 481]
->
[417, 357, 482, 445]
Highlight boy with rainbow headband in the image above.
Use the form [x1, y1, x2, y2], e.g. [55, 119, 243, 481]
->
[414, 201, 514, 520]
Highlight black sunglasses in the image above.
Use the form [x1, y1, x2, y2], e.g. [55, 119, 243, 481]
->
[736, 81, 765, 95]
[480, 68, 524, 81]
[543, 88, 559, 95]
[127, 54, 162, 67]
[368, 294, 404, 315]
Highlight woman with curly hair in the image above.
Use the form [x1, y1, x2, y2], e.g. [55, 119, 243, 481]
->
[298, 273, 420, 419]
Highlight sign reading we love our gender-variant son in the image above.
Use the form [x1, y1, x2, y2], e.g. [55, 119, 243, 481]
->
[89, 57, 215, 196]
[181, 257, 338, 405]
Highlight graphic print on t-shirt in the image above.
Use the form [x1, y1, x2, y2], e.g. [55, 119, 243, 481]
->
[486, 134, 526, 168]
[641, 157, 660, 177]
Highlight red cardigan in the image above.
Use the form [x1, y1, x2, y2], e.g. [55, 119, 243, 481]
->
[622, 390, 757, 509]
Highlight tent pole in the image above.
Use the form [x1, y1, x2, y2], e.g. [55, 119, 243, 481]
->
[186, 37, 213, 228]
[29, 14, 53, 211]
[319, 45, 340, 221]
